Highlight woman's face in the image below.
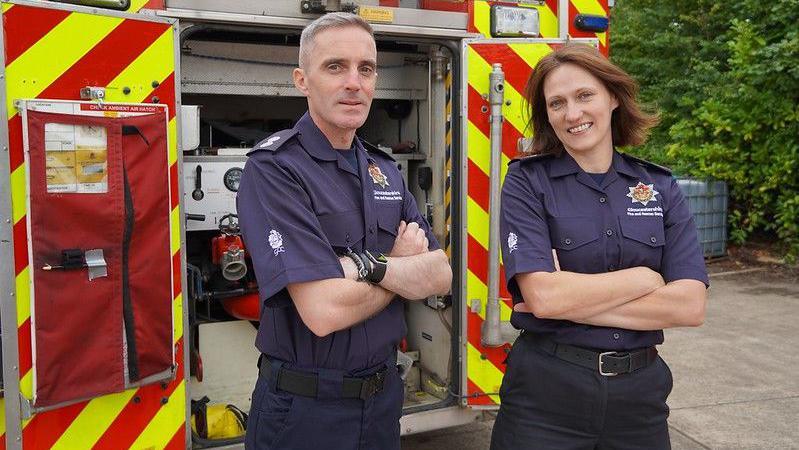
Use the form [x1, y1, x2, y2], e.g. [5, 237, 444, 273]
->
[543, 63, 618, 157]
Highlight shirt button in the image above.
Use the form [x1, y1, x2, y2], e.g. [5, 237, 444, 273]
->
[605, 229, 613, 236]
[599, 197, 607, 203]
[613, 333, 620, 339]
[563, 238, 572, 245]
[650, 236, 657, 243]
[345, 233, 351, 242]
[369, 226, 375, 234]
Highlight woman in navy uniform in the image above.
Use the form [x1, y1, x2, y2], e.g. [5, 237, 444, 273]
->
[490, 44, 709, 449]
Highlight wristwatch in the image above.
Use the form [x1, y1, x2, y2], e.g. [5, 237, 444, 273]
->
[362, 250, 388, 284]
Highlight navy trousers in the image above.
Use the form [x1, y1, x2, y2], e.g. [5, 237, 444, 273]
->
[490, 334, 673, 450]
[245, 357, 403, 450]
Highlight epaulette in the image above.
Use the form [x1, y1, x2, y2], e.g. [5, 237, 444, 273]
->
[620, 153, 672, 175]
[510, 152, 555, 165]
[360, 139, 396, 162]
[247, 128, 299, 156]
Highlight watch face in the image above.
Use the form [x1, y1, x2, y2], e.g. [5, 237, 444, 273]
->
[223, 167, 243, 192]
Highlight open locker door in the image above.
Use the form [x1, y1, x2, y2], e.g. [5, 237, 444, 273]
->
[461, 39, 564, 407]
[0, 1, 185, 448]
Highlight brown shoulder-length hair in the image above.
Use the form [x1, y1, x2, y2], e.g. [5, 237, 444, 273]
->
[523, 43, 659, 155]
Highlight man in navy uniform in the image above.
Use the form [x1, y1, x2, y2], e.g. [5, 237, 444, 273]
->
[237, 12, 452, 450]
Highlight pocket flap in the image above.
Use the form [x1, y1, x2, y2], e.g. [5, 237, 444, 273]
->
[619, 217, 665, 247]
[317, 210, 365, 247]
[550, 217, 599, 250]
[376, 205, 401, 235]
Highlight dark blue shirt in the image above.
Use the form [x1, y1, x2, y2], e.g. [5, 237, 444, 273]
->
[500, 150, 709, 351]
[237, 112, 439, 373]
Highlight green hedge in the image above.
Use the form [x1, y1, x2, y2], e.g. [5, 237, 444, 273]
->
[611, 0, 799, 260]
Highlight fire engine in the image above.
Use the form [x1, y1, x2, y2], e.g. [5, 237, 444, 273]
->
[0, 0, 610, 447]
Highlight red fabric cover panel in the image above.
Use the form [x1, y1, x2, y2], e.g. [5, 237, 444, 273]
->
[121, 111, 173, 380]
[27, 110, 173, 407]
[27, 111, 125, 406]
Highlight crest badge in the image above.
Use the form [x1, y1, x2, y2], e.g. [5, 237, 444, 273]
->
[368, 163, 390, 189]
[268, 229, 285, 255]
[508, 232, 518, 254]
[627, 182, 659, 206]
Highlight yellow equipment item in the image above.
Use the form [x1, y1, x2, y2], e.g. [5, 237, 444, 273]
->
[191, 396, 247, 439]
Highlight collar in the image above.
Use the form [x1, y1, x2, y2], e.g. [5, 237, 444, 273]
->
[295, 112, 362, 162]
[549, 149, 638, 179]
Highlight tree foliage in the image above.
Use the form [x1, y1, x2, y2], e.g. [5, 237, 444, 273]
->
[611, 0, 799, 259]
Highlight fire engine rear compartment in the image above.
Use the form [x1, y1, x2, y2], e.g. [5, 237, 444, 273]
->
[178, 25, 460, 441]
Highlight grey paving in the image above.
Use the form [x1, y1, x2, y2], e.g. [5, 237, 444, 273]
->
[402, 269, 799, 449]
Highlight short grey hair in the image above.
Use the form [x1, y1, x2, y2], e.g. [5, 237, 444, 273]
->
[299, 12, 374, 69]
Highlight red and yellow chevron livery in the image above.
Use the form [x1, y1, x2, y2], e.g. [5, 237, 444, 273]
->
[0, 1, 185, 448]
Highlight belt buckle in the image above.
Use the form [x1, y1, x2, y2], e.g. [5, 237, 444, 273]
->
[598, 351, 619, 376]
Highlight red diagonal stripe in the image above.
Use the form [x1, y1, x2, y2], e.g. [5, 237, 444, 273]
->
[2, 6, 71, 66]
[169, 162, 179, 211]
[146, 72, 176, 119]
[13, 219, 29, 276]
[22, 401, 88, 449]
[467, 85, 490, 137]
[8, 115, 23, 173]
[172, 252, 182, 300]
[468, 160, 490, 213]
[467, 310, 509, 371]
[468, 235, 488, 286]
[92, 339, 184, 450]
[18, 318, 31, 377]
[467, 378, 498, 406]
[470, 43, 534, 98]
[164, 424, 186, 450]
[37, 20, 169, 101]
[545, 0, 558, 16]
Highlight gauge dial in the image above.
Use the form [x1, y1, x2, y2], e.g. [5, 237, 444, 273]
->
[223, 167, 243, 192]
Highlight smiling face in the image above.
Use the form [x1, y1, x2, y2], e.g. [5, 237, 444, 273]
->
[293, 25, 377, 147]
[543, 63, 618, 158]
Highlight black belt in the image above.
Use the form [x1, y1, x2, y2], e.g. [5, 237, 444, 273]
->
[259, 356, 387, 400]
[522, 333, 658, 376]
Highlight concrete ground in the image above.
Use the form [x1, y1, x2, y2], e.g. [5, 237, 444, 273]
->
[402, 267, 799, 449]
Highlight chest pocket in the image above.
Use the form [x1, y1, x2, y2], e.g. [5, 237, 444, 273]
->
[316, 209, 365, 253]
[619, 216, 665, 270]
[549, 217, 600, 272]
[375, 204, 402, 253]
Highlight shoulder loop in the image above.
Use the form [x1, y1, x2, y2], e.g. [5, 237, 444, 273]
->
[247, 128, 299, 155]
[360, 139, 396, 162]
[621, 153, 672, 175]
[511, 152, 554, 165]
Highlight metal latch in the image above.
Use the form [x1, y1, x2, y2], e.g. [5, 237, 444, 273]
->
[80, 86, 106, 102]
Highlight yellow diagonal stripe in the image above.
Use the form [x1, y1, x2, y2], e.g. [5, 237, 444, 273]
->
[508, 43, 554, 76]
[20, 369, 32, 399]
[467, 46, 528, 137]
[16, 267, 31, 326]
[3, 3, 13, 12]
[473, 1, 491, 37]
[104, 28, 174, 104]
[170, 207, 181, 256]
[11, 165, 27, 225]
[5, 14, 124, 119]
[466, 342, 503, 401]
[467, 270, 512, 321]
[128, 0, 153, 13]
[535, 5, 559, 38]
[570, 0, 608, 46]
[467, 197, 489, 250]
[50, 389, 137, 450]
[167, 117, 178, 166]
[173, 293, 183, 344]
[129, 381, 185, 450]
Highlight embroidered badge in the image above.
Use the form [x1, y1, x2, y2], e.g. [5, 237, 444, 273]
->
[368, 163, 390, 188]
[626, 182, 659, 206]
[259, 135, 281, 148]
[268, 229, 285, 255]
[508, 232, 518, 254]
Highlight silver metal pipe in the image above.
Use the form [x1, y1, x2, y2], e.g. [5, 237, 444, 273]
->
[482, 63, 509, 347]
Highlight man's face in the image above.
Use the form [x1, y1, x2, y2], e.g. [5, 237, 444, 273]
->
[294, 25, 377, 139]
